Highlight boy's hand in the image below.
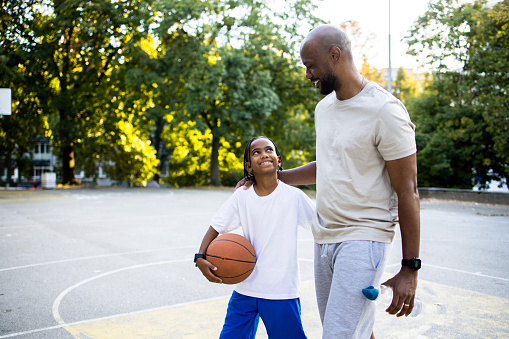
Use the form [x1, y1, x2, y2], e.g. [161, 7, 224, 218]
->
[234, 177, 253, 191]
[196, 258, 223, 284]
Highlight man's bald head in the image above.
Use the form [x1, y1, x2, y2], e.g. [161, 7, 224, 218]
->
[301, 24, 353, 60]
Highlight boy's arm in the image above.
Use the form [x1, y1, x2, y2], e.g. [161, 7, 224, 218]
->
[235, 161, 317, 190]
[196, 226, 222, 284]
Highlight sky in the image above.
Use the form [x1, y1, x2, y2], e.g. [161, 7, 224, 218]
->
[313, 0, 431, 72]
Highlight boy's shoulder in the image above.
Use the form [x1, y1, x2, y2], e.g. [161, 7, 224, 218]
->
[279, 182, 310, 197]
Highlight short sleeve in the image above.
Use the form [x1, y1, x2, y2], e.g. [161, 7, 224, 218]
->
[376, 101, 417, 161]
[210, 192, 242, 234]
[297, 191, 317, 230]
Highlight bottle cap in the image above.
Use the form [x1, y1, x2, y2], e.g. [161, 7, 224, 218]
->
[362, 285, 379, 300]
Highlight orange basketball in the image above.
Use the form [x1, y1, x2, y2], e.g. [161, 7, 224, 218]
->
[206, 233, 256, 284]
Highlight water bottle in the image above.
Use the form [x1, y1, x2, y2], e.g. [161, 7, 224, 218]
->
[362, 285, 423, 317]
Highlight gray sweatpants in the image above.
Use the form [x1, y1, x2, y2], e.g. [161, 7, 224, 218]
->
[314, 241, 391, 339]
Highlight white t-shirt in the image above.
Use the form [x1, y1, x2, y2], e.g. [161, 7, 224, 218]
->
[210, 181, 316, 300]
[314, 81, 416, 244]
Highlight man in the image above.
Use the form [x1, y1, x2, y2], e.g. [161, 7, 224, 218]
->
[239, 24, 420, 338]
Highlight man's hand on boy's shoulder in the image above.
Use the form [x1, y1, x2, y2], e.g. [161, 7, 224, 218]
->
[197, 258, 223, 284]
[234, 177, 253, 191]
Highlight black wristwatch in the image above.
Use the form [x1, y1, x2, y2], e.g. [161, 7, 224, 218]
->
[194, 253, 206, 266]
[401, 257, 421, 271]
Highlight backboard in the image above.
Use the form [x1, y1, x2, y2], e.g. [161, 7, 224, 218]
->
[0, 88, 12, 115]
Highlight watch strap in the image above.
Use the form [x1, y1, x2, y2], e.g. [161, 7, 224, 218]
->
[194, 253, 206, 266]
[401, 257, 421, 270]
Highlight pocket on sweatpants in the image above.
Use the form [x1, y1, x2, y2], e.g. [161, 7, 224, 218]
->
[370, 241, 386, 270]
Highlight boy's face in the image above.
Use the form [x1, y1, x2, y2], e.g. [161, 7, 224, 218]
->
[245, 138, 281, 175]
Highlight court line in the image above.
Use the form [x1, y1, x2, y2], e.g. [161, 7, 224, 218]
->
[422, 263, 509, 282]
[52, 259, 315, 326]
[0, 293, 230, 339]
[385, 262, 509, 282]
[52, 260, 192, 325]
[3, 259, 507, 338]
[0, 246, 196, 272]
[2, 239, 313, 272]
[298, 259, 509, 282]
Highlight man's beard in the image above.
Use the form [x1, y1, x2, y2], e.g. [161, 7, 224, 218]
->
[320, 70, 336, 95]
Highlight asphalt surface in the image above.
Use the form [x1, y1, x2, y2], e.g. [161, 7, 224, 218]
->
[0, 187, 508, 339]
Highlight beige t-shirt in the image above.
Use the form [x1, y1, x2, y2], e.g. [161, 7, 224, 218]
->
[313, 81, 416, 244]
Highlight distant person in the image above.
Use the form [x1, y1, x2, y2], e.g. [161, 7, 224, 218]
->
[195, 136, 316, 338]
[238, 24, 421, 339]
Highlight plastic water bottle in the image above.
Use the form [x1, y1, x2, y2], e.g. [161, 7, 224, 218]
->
[362, 285, 423, 317]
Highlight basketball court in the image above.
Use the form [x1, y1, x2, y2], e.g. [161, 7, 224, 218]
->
[1, 187, 508, 338]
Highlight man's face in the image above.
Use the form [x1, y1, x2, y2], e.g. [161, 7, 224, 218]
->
[301, 43, 337, 95]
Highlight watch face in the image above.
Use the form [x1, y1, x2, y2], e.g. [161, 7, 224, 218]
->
[402, 258, 421, 270]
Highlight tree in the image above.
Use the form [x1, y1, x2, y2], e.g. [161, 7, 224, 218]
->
[406, 0, 508, 188]
[155, 0, 322, 186]
[407, 73, 496, 188]
[26, 0, 155, 184]
[0, 0, 51, 184]
[393, 67, 421, 103]
[467, 0, 509, 181]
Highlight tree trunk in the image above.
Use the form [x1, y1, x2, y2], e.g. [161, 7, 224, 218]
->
[5, 152, 13, 186]
[62, 142, 77, 185]
[210, 134, 221, 186]
[152, 116, 168, 183]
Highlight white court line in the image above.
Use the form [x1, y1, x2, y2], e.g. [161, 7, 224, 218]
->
[52, 259, 191, 326]
[385, 262, 509, 282]
[0, 294, 230, 339]
[3, 259, 508, 338]
[423, 263, 509, 282]
[0, 246, 196, 272]
[301, 260, 509, 282]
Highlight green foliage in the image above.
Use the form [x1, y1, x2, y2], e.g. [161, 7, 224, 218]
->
[154, 0, 321, 186]
[407, 73, 495, 188]
[0, 0, 323, 187]
[406, 0, 508, 189]
[0, 0, 52, 183]
[161, 121, 243, 187]
[393, 67, 421, 103]
[467, 0, 509, 179]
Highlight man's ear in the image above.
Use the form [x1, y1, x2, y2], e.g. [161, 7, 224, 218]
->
[329, 46, 341, 62]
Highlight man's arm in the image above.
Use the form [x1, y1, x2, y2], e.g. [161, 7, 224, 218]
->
[235, 161, 317, 190]
[383, 153, 420, 317]
[278, 161, 317, 185]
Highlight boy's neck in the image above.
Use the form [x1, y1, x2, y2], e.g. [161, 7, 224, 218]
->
[253, 175, 279, 197]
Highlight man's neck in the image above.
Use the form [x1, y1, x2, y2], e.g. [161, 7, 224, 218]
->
[335, 72, 364, 101]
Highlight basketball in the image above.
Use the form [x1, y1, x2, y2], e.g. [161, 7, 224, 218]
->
[206, 233, 256, 284]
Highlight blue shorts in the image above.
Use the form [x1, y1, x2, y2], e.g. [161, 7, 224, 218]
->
[219, 291, 307, 339]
